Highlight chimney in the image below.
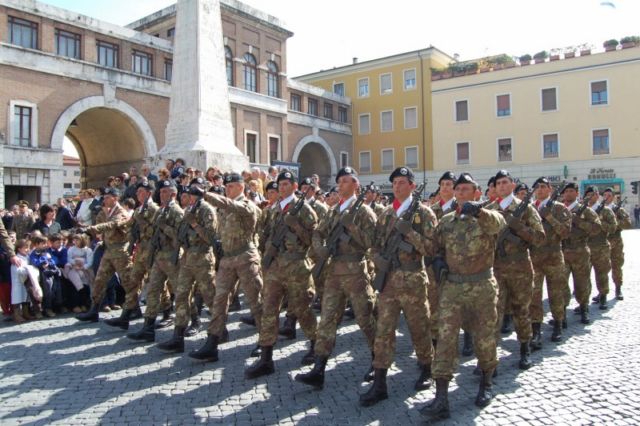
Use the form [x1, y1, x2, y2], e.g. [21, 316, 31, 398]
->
[352, 57, 358, 64]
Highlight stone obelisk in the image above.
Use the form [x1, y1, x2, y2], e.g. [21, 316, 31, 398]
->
[159, 0, 248, 171]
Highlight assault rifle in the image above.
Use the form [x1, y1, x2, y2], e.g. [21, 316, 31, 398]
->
[128, 195, 149, 256]
[261, 187, 313, 269]
[311, 182, 372, 279]
[373, 182, 426, 292]
[147, 207, 168, 268]
[172, 198, 202, 264]
[496, 189, 534, 258]
[613, 197, 627, 214]
[538, 181, 566, 220]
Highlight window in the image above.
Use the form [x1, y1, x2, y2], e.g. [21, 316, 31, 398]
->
[97, 40, 118, 68]
[381, 149, 394, 171]
[497, 94, 511, 117]
[12, 106, 32, 147]
[541, 88, 557, 111]
[308, 98, 318, 116]
[592, 129, 610, 155]
[404, 107, 417, 129]
[380, 110, 393, 132]
[358, 114, 370, 135]
[324, 103, 333, 120]
[266, 60, 279, 97]
[380, 73, 392, 95]
[164, 60, 172, 81]
[340, 152, 348, 168]
[243, 53, 257, 92]
[333, 82, 345, 96]
[269, 135, 280, 163]
[63, 170, 67, 177]
[55, 29, 80, 59]
[591, 81, 608, 105]
[245, 132, 258, 163]
[338, 106, 348, 123]
[132, 50, 152, 76]
[404, 69, 416, 90]
[405, 146, 418, 168]
[455, 100, 468, 121]
[456, 142, 470, 164]
[359, 151, 371, 173]
[63, 183, 72, 189]
[498, 138, 512, 162]
[358, 77, 369, 97]
[74, 183, 81, 189]
[167, 27, 175, 37]
[74, 170, 81, 176]
[543, 134, 559, 158]
[9, 16, 38, 49]
[290, 93, 301, 112]
[225, 46, 234, 86]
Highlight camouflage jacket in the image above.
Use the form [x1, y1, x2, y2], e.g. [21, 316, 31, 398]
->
[257, 204, 278, 253]
[153, 200, 184, 256]
[436, 208, 506, 275]
[129, 200, 159, 252]
[178, 198, 218, 253]
[0, 220, 15, 258]
[89, 203, 131, 258]
[430, 198, 458, 221]
[530, 200, 571, 254]
[588, 205, 617, 247]
[204, 192, 260, 256]
[264, 196, 317, 258]
[309, 199, 329, 223]
[488, 197, 545, 261]
[563, 202, 602, 249]
[365, 201, 385, 217]
[608, 204, 632, 237]
[11, 214, 35, 240]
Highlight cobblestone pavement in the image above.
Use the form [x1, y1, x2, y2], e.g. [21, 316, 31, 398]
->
[1, 231, 639, 425]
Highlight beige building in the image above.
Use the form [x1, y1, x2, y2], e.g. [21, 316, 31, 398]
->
[61, 154, 81, 198]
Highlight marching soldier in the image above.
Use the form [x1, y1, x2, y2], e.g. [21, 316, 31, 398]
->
[189, 172, 264, 362]
[157, 178, 218, 354]
[364, 185, 385, 217]
[514, 183, 529, 201]
[300, 177, 329, 221]
[529, 178, 571, 347]
[127, 180, 183, 342]
[603, 188, 631, 300]
[360, 167, 436, 407]
[561, 183, 601, 325]
[295, 167, 377, 390]
[245, 170, 318, 379]
[420, 173, 506, 421]
[489, 170, 545, 370]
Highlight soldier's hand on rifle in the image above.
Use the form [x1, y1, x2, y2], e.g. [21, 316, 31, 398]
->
[504, 214, 524, 231]
[189, 219, 198, 229]
[339, 212, 356, 229]
[394, 219, 412, 235]
[461, 201, 483, 217]
[373, 254, 390, 271]
[283, 213, 299, 228]
[315, 245, 330, 260]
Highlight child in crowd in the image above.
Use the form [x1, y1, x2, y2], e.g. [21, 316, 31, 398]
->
[0, 232, 16, 319]
[29, 234, 62, 317]
[64, 233, 94, 313]
[11, 239, 42, 323]
[47, 233, 69, 313]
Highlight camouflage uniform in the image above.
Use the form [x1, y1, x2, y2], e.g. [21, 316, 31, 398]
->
[312, 198, 377, 357]
[588, 205, 617, 297]
[372, 202, 437, 370]
[366, 201, 385, 218]
[10, 214, 34, 240]
[0, 220, 15, 257]
[608, 205, 632, 290]
[530, 200, 572, 323]
[432, 208, 506, 379]
[489, 197, 545, 343]
[258, 196, 318, 347]
[562, 203, 601, 307]
[308, 199, 330, 302]
[204, 192, 263, 338]
[174, 199, 218, 327]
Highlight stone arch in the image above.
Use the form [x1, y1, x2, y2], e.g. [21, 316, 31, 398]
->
[291, 134, 338, 180]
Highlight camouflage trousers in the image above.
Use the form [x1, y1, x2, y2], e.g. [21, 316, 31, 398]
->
[609, 236, 625, 288]
[92, 254, 132, 306]
[314, 261, 376, 358]
[123, 247, 150, 310]
[144, 254, 177, 319]
[258, 256, 316, 347]
[530, 250, 568, 322]
[563, 245, 592, 307]
[589, 243, 611, 297]
[494, 258, 533, 343]
[432, 276, 498, 380]
[174, 250, 216, 328]
[373, 268, 432, 369]
[207, 249, 263, 338]
[426, 264, 439, 338]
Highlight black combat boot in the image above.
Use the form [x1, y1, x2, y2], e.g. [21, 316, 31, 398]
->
[415, 363, 433, 391]
[580, 305, 591, 325]
[157, 326, 185, 353]
[250, 345, 262, 357]
[294, 356, 328, 389]
[573, 305, 582, 315]
[518, 342, 532, 370]
[461, 331, 474, 356]
[155, 308, 174, 329]
[592, 294, 600, 303]
[363, 352, 375, 382]
[475, 370, 494, 407]
[104, 308, 134, 330]
[615, 285, 624, 301]
[188, 334, 219, 362]
[278, 314, 297, 340]
[240, 314, 256, 326]
[129, 306, 143, 320]
[599, 294, 608, 310]
[244, 346, 274, 379]
[184, 314, 202, 337]
[359, 368, 388, 407]
[127, 317, 156, 342]
[229, 294, 241, 312]
[76, 304, 99, 322]
[301, 341, 316, 365]
[530, 322, 543, 351]
[501, 314, 512, 334]
[419, 378, 450, 421]
[551, 319, 562, 342]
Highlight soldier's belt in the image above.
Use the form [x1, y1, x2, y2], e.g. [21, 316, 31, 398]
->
[496, 251, 529, 262]
[332, 253, 365, 262]
[447, 268, 493, 284]
[530, 245, 562, 255]
[279, 252, 307, 260]
[224, 243, 255, 258]
[392, 259, 424, 272]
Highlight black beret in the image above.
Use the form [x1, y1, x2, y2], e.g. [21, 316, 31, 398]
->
[176, 167, 186, 177]
[389, 166, 414, 182]
[603, 187, 614, 194]
[208, 185, 224, 195]
[561, 182, 578, 193]
[438, 171, 457, 184]
[158, 179, 176, 190]
[487, 176, 496, 186]
[494, 169, 512, 182]
[329, 186, 338, 194]
[584, 186, 596, 196]
[277, 170, 295, 184]
[266, 181, 278, 192]
[514, 183, 529, 193]
[103, 187, 120, 197]
[136, 181, 154, 191]
[223, 172, 243, 184]
[188, 186, 204, 196]
[454, 172, 477, 188]
[189, 177, 206, 187]
[335, 167, 357, 183]
[532, 177, 549, 188]
[300, 177, 313, 186]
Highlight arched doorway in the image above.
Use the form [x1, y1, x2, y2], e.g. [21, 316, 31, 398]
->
[51, 96, 157, 189]
[292, 134, 337, 188]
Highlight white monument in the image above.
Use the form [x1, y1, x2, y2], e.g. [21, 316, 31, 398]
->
[159, 0, 248, 171]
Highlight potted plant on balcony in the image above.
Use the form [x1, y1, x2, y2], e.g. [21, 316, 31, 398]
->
[549, 49, 561, 61]
[603, 39, 619, 51]
[580, 48, 591, 56]
[519, 54, 532, 66]
[533, 50, 548, 63]
[621, 36, 640, 48]
[465, 62, 479, 75]
[564, 48, 576, 59]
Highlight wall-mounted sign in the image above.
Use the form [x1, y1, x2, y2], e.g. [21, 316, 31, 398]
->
[588, 168, 616, 180]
